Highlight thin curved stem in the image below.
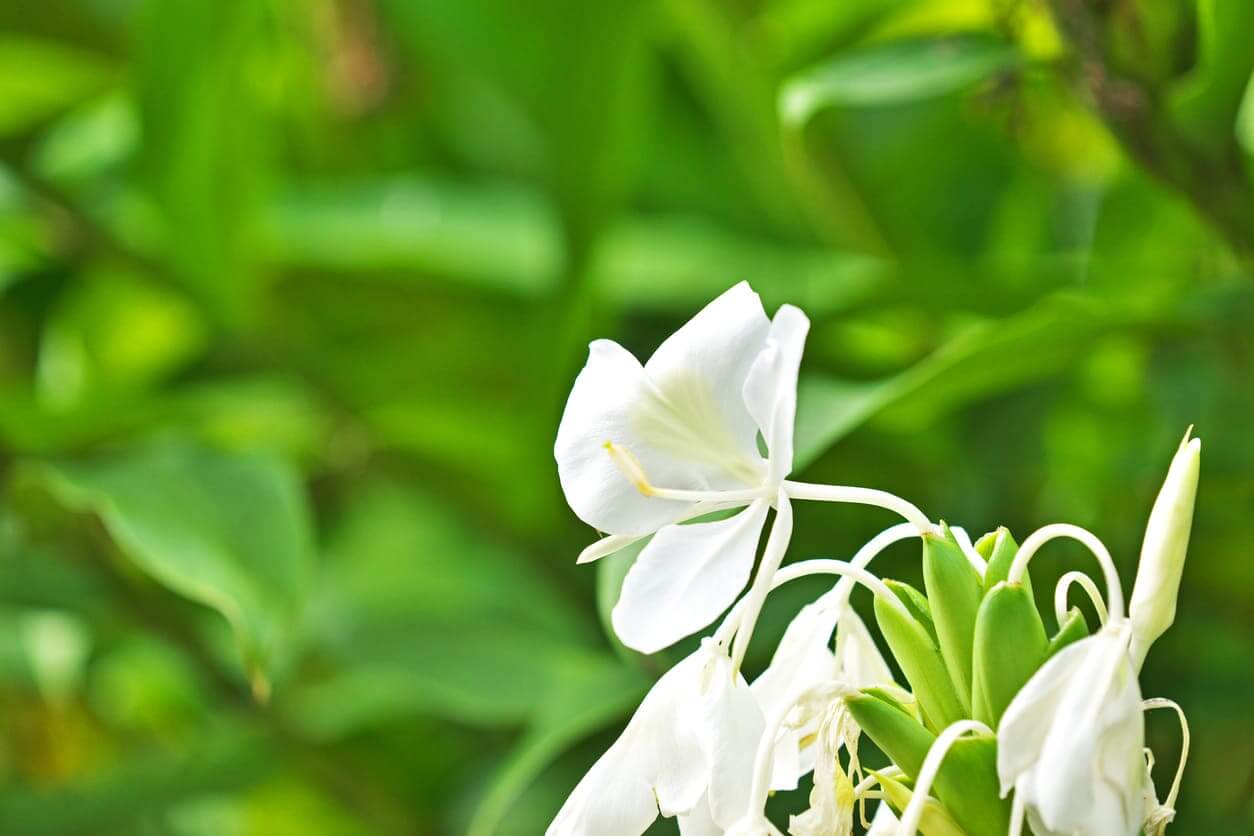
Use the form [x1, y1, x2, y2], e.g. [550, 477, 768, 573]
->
[731, 491, 794, 675]
[1054, 570, 1109, 627]
[897, 720, 994, 836]
[949, 526, 989, 575]
[1010, 523, 1125, 622]
[713, 554, 911, 647]
[782, 480, 936, 534]
[1143, 698, 1190, 810]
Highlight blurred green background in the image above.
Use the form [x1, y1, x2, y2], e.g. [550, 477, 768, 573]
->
[1, 0, 1252, 833]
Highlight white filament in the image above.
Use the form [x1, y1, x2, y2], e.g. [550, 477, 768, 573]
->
[782, 480, 936, 535]
[1010, 523, 1125, 622]
[1054, 570, 1109, 627]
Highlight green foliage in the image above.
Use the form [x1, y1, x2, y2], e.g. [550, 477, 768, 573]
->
[0, 0, 1251, 832]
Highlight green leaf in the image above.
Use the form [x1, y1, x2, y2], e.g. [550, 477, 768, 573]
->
[0, 37, 116, 136]
[35, 439, 316, 694]
[780, 34, 1019, 125]
[971, 582, 1048, 728]
[794, 295, 1113, 469]
[874, 590, 965, 732]
[922, 527, 982, 714]
[1047, 607, 1091, 659]
[1170, 0, 1254, 153]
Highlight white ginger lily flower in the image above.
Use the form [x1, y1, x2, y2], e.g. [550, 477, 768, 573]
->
[788, 696, 860, 836]
[555, 282, 809, 653]
[997, 622, 1145, 836]
[548, 640, 763, 836]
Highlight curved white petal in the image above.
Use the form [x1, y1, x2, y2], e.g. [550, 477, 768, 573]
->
[835, 609, 894, 689]
[678, 792, 720, 836]
[613, 501, 769, 653]
[556, 340, 700, 536]
[701, 653, 767, 827]
[743, 305, 809, 483]
[642, 281, 772, 478]
[865, 802, 900, 835]
[548, 651, 709, 835]
[997, 634, 1093, 794]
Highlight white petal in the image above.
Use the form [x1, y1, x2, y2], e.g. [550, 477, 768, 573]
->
[576, 533, 643, 565]
[700, 652, 767, 827]
[742, 304, 809, 483]
[835, 609, 894, 689]
[549, 651, 710, 835]
[613, 501, 770, 653]
[678, 792, 720, 836]
[555, 340, 699, 536]
[643, 281, 772, 479]
[997, 634, 1093, 794]
[865, 802, 900, 835]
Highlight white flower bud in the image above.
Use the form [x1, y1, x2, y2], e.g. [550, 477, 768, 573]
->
[1129, 431, 1201, 670]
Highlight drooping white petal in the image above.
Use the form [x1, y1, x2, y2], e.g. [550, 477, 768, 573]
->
[613, 500, 770, 653]
[742, 304, 809, 483]
[677, 792, 720, 836]
[996, 636, 1091, 794]
[642, 281, 772, 477]
[834, 609, 894, 689]
[700, 652, 767, 827]
[548, 651, 709, 835]
[865, 802, 900, 835]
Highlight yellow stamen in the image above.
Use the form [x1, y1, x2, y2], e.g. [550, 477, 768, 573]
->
[604, 442, 654, 496]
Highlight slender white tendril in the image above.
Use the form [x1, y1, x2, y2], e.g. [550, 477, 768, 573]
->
[1143, 698, 1190, 811]
[1009, 523, 1125, 622]
[713, 556, 912, 647]
[1009, 789, 1027, 836]
[744, 681, 855, 829]
[1054, 570, 1109, 627]
[782, 480, 936, 535]
[949, 525, 989, 575]
[853, 766, 903, 830]
[896, 720, 994, 836]
[829, 522, 921, 612]
[730, 492, 793, 675]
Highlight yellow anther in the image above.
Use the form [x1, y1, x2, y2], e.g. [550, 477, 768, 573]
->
[604, 442, 654, 496]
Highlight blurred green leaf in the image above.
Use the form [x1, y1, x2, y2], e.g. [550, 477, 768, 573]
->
[780, 34, 1019, 125]
[34, 440, 316, 693]
[1170, 0, 1254, 152]
[0, 36, 115, 136]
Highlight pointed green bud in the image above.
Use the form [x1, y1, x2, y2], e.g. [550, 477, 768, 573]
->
[978, 527, 1030, 597]
[1129, 430, 1201, 670]
[884, 579, 938, 644]
[971, 581, 1047, 728]
[874, 771, 965, 836]
[874, 589, 965, 732]
[1046, 607, 1090, 659]
[922, 526, 982, 713]
[849, 692, 1009, 836]
[846, 690, 935, 778]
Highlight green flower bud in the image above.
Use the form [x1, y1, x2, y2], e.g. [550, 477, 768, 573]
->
[1129, 430, 1201, 670]
[977, 527, 1031, 597]
[1046, 607, 1090, 659]
[923, 526, 982, 713]
[874, 771, 965, 836]
[971, 581, 1047, 728]
[875, 588, 965, 732]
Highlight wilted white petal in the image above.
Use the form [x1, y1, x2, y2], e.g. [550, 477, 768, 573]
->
[742, 305, 809, 483]
[834, 609, 893, 689]
[548, 652, 709, 835]
[678, 792, 720, 836]
[613, 501, 770, 653]
[701, 651, 767, 827]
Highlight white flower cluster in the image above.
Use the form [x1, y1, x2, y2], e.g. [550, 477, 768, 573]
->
[549, 284, 1197, 836]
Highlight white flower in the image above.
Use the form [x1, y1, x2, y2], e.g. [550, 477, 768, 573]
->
[555, 282, 809, 653]
[752, 602, 892, 791]
[787, 698, 859, 836]
[1129, 430, 1201, 669]
[547, 641, 764, 836]
[997, 623, 1145, 836]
